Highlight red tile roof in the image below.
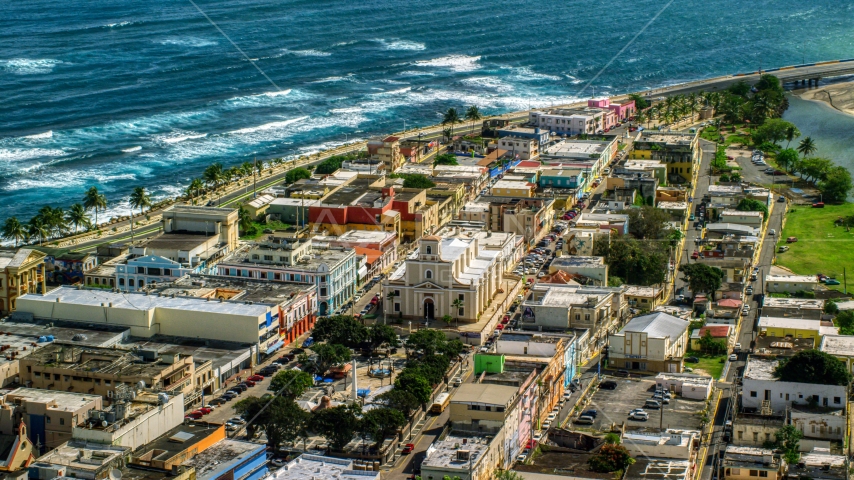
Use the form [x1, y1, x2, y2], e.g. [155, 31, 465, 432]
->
[716, 299, 743, 308]
[354, 247, 383, 265]
[698, 326, 730, 338]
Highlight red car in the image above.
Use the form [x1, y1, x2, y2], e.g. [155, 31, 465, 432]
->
[185, 412, 203, 420]
[691, 251, 700, 260]
[812, 202, 824, 208]
[402, 443, 415, 454]
[242, 380, 256, 387]
[197, 407, 212, 414]
[496, 324, 505, 330]
[248, 375, 264, 382]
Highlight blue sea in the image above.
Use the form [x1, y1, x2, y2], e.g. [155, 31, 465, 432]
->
[2, 0, 852, 223]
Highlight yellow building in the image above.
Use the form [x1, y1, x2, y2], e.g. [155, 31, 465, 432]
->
[723, 446, 784, 480]
[490, 179, 536, 197]
[630, 131, 699, 183]
[0, 249, 47, 315]
[757, 317, 823, 342]
[624, 286, 665, 310]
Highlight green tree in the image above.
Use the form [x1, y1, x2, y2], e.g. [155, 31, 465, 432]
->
[309, 404, 362, 450]
[388, 173, 436, 189]
[699, 330, 726, 354]
[773, 425, 803, 465]
[628, 93, 650, 110]
[375, 389, 420, 417]
[834, 310, 854, 335]
[727, 80, 751, 98]
[451, 297, 464, 326]
[784, 125, 800, 148]
[312, 315, 368, 348]
[82, 186, 107, 227]
[736, 198, 768, 220]
[774, 349, 852, 386]
[797, 137, 817, 158]
[203, 163, 224, 190]
[678, 264, 724, 299]
[819, 166, 853, 203]
[394, 370, 432, 404]
[369, 324, 399, 351]
[1, 217, 26, 247]
[66, 203, 92, 234]
[594, 235, 669, 286]
[232, 396, 266, 439]
[237, 205, 253, 233]
[604, 433, 621, 444]
[307, 343, 352, 375]
[588, 443, 635, 473]
[26, 216, 49, 244]
[185, 178, 205, 203]
[798, 157, 833, 183]
[464, 105, 482, 133]
[285, 167, 312, 184]
[442, 108, 461, 141]
[269, 369, 314, 399]
[623, 205, 672, 240]
[406, 354, 450, 385]
[266, 397, 311, 450]
[776, 148, 799, 173]
[433, 153, 459, 166]
[825, 300, 839, 315]
[752, 119, 798, 146]
[440, 339, 465, 358]
[360, 407, 406, 448]
[441, 314, 453, 327]
[406, 329, 448, 356]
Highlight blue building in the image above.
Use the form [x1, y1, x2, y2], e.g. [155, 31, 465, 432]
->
[182, 438, 268, 480]
[538, 168, 585, 190]
[496, 125, 551, 146]
[115, 255, 193, 292]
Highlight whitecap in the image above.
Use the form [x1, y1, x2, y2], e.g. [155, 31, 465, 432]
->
[122, 146, 142, 153]
[564, 74, 584, 85]
[0, 148, 65, 162]
[104, 21, 133, 28]
[157, 133, 208, 144]
[461, 77, 514, 93]
[160, 37, 218, 48]
[510, 67, 563, 82]
[1, 59, 62, 75]
[377, 39, 426, 51]
[228, 116, 309, 135]
[22, 131, 53, 140]
[310, 74, 358, 84]
[368, 87, 412, 97]
[281, 48, 331, 57]
[414, 55, 480, 72]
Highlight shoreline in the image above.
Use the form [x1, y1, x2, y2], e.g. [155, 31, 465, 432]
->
[793, 77, 854, 118]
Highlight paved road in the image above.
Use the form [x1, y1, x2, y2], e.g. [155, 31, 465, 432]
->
[674, 139, 716, 298]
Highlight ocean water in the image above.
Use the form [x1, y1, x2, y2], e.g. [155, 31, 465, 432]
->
[2, 0, 852, 223]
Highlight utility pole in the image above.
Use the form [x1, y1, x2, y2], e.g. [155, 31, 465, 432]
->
[253, 157, 257, 199]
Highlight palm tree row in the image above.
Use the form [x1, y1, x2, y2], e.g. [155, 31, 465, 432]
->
[441, 105, 483, 143]
[2, 202, 94, 246]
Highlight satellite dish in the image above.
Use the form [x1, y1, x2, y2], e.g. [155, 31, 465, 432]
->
[137, 381, 146, 390]
[102, 420, 108, 428]
[109, 468, 122, 480]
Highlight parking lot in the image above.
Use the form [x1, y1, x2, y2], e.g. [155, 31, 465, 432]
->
[578, 376, 706, 431]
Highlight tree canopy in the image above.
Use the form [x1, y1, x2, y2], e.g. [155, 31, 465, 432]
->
[394, 369, 433, 404]
[269, 369, 314, 399]
[771, 425, 802, 464]
[406, 329, 449, 356]
[774, 349, 852, 386]
[312, 315, 367, 348]
[588, 443, 635, 473]
[594, 236, 669, 286]
[678, 263, 724, 299]
[233, 396, 309, 450]
[752, 119, 799, 146]
[736, 198, 768, 220]
[433, 153, 459, 166]
[775, 148, 799, 173]
[624, 205, 673, 240]
[285, 167, 312, 184]
[389, 173, 436, 189]
[309, 404, 362, 450]
[360, 407, 406, 448]
[375, 389, 421, 417]
[305, 343, 352, 375]
[820, 166, 853, 203]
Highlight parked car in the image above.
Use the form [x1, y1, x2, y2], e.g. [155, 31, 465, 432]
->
[615, 369, 630, 377]
[813, 202, 825, 208]
[691, 251, 700, 259]
[644, 400, 661, 409]
[600, 380, 618, 390]
[581, 410, 598, 418]
[729, 354, 738, 361]
[786, 237, 798, 243]
[685, 356, 699, 363]
[547, 412, 558, 421]
[630, 411, 649, 421]
[769, 229, 776, 236]
[185, 411, 203, 420]
[825, 279, 841, 286]
[402, 443, 415, 454]
[248, 375, 264, 382]
[241, 380, 255, 387]
[574, 415, 595, 425]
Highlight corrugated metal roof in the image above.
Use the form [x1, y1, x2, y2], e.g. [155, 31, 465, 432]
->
[623, 312, 688, 340]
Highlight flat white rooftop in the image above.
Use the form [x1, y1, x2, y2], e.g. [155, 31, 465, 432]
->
[19, 286, 272, 317]
[422, 435, 490, 470]
[6, 387, 100, 411]
[765, 274, 818, 283]
[743, 357, 779, 381]
[821, 335, 854, 357]
[269, 454, 380, 480]
[762, 297, 824, 309]
[758, 316, 821, 330]
[722, 209, 763, 217]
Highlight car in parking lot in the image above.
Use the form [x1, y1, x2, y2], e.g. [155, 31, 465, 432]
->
[630, 411, 649, 421]
[581, 409, 598, 418]
[600, 380, 618, 390]
[614, 369, 630, 377]
[574, 415, 595, 425]
[652, 394, 670, 404]
[644, 399, 661, 409]
[248, 375, 264, 382]
[541, 421, 551, 430]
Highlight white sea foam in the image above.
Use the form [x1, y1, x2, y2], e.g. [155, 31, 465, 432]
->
[160, 37, 218, 48]
[368, 87, 412, 97]
[158, 133, 207, 144]
[398, 70, 436, 77]
[122, 146, 142, 153]
[228, 116, 309, 135]
[331, 40, 358, 47]
[510, 67, 563, 82]
[310, 74, 358, 84]
[1, 59, 62, 75]
[281, 48, 331, 57]
[104, 21, 133, 28]
[564, 74, 584, 85]
[0, 148, 65, 162]
[461, 77, 514, 93]
[415, 55, 481, 72]
[22, 131, 53, 140]
[378, 39, 426, 51]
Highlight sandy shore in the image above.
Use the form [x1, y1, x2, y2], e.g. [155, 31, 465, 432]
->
[797, 80, 854, 117]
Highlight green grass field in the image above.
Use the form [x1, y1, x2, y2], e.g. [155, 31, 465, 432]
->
[686, 350, 726, 379]
[777, 203, 854, 282]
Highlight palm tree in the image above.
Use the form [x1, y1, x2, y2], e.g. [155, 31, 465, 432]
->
[82, 186, 107, 228]
[129, 187, 152, 216]
[451, 298, 464, 327]
[27, 216, 49, 245]
[237, 204, 252, 233]
[66, 203, 91, 234]
[1, 217, 25, 247]
[185, 178, 204, 203]
[37, 206, 68, 239]
[784, 125, 800, 148]
[203, 163, 224, 190]
[442, 108, 461, 142]
[464, 106, 482, 135]
[797, 137, 817, 158]
[240, 161, 253, 178]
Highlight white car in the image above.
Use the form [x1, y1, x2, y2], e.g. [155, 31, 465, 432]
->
[729, 354, 738, 361]
[630, 411, 649, 421]
[742, 305, 750, 314]
[769, 229, 776, 236]
[547, 412, 558, 421]
[516, 453, 528, 463]
[735, 343, 742, 350]
[541, 421, 552, 430]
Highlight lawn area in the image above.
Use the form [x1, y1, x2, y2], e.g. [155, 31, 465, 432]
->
[686, 350, 726, 379]
[239, 220, 293, 240]
[777, 203, 854, 281]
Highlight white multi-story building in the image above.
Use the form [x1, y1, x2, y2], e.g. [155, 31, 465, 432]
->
[609, 312, 690, 373]
[115, 255, 193, 292]
[742, 357, 847, 414]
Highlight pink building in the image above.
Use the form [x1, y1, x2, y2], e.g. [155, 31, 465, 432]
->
[588, 98, 636, 121]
